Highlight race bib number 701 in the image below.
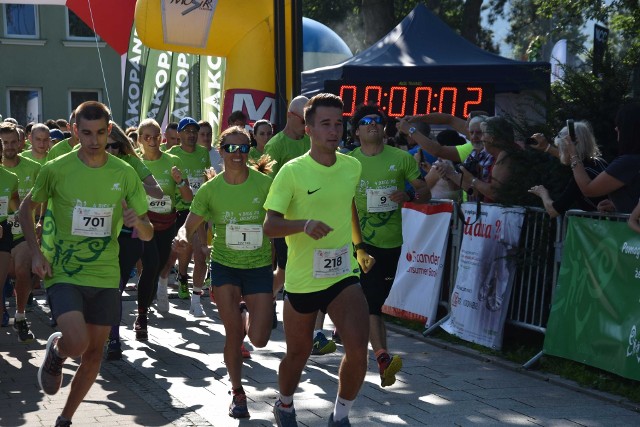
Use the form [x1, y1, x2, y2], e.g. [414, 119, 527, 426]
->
[72, 206, 113, 237]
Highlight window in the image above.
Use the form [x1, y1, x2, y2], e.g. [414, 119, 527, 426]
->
[69, 90, 101, 112]
[67, 9, 95, 39]
[7, 88, 41, 125]
[3, 4, 38, 38]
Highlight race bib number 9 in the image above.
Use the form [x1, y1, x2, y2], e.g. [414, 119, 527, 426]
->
[226, 224, 263, 250]
[0, 196, 8, 217]
[188, 176, 204, 194]
[313, 244, 351, 278]
[72, 206, 113, 237]
[147, 195, 173, 214]
[366, 187, 398, 213]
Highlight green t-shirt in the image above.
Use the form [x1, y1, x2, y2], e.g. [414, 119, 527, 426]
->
[46, 138, 76, 161]
[31, 152, 148, 289]
[19, 150, 47, 165]
[349, 145, 420, 248]
[264, 152, 361, 293]
[167, 144, 211, 210]
[191, 168, 272, 269]
[118, 154, 152, 181]
[0, 168, 18, 223]
[142, 153, 184, 211]
[3, 157, 41, 240]
[263, 131, 311, 177]
[456, 142, 474, 162]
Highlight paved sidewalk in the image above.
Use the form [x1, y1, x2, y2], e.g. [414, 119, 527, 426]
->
[2, 286, 640, 427]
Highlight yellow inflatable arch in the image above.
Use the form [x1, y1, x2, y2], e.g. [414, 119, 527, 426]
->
[135, 0, 295, 127]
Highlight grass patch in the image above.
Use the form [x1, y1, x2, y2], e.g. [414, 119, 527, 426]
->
[385, 315, 640, 404]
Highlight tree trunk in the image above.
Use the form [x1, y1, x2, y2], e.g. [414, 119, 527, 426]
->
[461, 0, 483, 45]
[361, 0, 395, 46]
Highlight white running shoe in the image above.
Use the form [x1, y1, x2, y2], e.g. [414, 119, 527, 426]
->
[189, 294, 205, 317]
[156, 279, 169, 313]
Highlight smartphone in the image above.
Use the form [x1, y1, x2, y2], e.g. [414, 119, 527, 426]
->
[567, 119, 576, 143]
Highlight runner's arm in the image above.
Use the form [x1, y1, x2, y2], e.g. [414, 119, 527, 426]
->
[19, 192, 51, 278]
[263, 209, 333, 240]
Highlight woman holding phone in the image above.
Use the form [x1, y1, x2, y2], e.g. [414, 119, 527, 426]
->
[528, 120, 608, 217]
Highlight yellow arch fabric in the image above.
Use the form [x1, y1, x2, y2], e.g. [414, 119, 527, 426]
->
[135, 0, 293, 126]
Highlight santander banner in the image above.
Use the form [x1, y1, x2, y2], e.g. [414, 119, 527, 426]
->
[382, 202, 452, 327]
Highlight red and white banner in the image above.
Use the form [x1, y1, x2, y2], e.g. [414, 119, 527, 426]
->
[382, 202, 452, 327]
[441, 203, 525, 350]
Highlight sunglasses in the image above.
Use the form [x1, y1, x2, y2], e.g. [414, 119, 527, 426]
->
[221, 144, 251, 154]
[105, 142, 121, 150]
[358, 116, 384, 127]
[141, 134, 161, 142]
[290, 111, 305, 124]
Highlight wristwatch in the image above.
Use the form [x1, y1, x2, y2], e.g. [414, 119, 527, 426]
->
[177, 179, 186, 187]
[408, 126, 417, 136]
[354, 242, 367, 252]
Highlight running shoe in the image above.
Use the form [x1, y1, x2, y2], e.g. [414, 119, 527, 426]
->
[106, 339, 122, 361]
[14, 318, 34, 342]
[378, 353, 402, 387]
[241, 343, 251, 359]
[134, 314, 148, 341]
[328, 413, 351, 426]
[54, 416, 72, 427]
[189, 293, 205, 317]
[156, 281, 170, 313]
[178, 280, 190, 299]
[311, 332, 336, 355]
[273, 399, 297, 427]
[228, 391, 250, 418]
[38, 332, 66, 395]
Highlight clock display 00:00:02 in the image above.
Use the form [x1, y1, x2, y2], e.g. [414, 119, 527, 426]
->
[326, 81, 494, 119]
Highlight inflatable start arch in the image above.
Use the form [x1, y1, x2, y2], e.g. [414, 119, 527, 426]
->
[135, 0, 296, 127]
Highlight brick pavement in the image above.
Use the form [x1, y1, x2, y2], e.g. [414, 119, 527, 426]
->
[2, 285, 640, 427]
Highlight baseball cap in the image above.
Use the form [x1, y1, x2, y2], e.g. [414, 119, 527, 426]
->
[50, 129, 65, 141]
[178, 117, 200, 132]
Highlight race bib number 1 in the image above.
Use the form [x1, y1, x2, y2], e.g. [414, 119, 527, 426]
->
[0, 196, 8, 217]
[72, 206, 113, 237]
[226, 224, 263, 250]
[313, 244, 351, 278]
[366, 187, 398, 213]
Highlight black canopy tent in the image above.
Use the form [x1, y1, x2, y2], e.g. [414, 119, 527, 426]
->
[302, 3, 550, 118]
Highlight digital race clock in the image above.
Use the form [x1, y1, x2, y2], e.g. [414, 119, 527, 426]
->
[325, 80, 494, 119]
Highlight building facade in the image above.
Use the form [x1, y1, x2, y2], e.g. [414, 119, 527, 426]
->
[0, 4, 121, 126]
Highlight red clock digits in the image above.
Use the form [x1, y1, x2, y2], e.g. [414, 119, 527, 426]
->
[339, 85, 357, 116]
[439, 87, 458, 116]
[387, 86, 407, 117]
[462, 87, 483, 118]
[413, 87, 433, 115]
[364, 85, 382, 106]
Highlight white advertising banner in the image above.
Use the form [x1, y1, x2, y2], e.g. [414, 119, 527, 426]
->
[441, 203, 525, 350]
[382, 202, 452, 327]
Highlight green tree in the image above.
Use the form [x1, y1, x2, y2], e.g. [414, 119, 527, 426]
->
[303, 0, 498, 54]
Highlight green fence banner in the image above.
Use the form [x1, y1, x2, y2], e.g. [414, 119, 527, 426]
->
[544, 216, 640, 381]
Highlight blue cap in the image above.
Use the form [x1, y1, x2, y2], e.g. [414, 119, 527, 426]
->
[177, 117, 200, 132]
[49, 129, 65, 141]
